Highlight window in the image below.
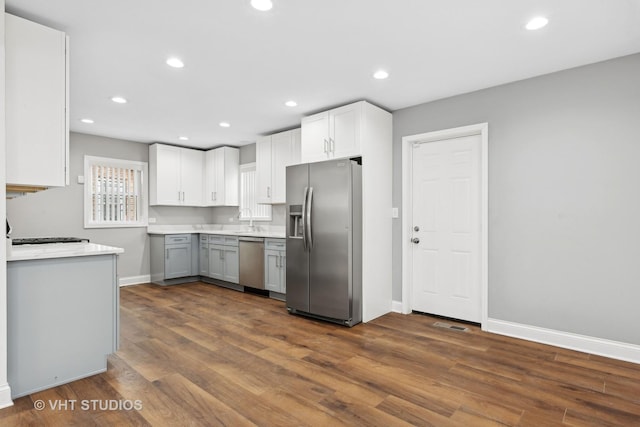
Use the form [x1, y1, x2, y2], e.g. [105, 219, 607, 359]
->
[239, 163, 271, 221]
[84, 156, 148, 228]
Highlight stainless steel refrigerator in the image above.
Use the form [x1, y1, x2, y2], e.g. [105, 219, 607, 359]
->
[286, 158, 362, 327]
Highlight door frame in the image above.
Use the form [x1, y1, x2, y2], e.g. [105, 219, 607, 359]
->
[401, 123, 489, 329]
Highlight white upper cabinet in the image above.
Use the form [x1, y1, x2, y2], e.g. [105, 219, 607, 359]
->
[204, 147, 239, 206]
[256, 136, 273, 203]
[256, 128, 301, 204]
[301, 102, 363, 163]
[180, 148, 205, 206]
[150, 144, 204, 206]
[5, 14, 69, 188]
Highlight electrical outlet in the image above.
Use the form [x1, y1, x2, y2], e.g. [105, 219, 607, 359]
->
[392, 207, 399, 218]
[77, 175, 85, 184]
[148, 217, 157, 224]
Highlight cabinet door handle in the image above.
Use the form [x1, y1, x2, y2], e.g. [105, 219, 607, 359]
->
[275, 255, 279, 268]
[220, 251, 224, 260]
[211, 192, 214, 201]
[166, 249, 169, 259]
[267, 186, 271, 198]
[323, 139, 328, 154]
[330, 138, 335, 153]
[178, 191, 181, 201]
[214, 191, 217, 201]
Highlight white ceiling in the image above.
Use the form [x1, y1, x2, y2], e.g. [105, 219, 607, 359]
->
[6, 0, 640, 149]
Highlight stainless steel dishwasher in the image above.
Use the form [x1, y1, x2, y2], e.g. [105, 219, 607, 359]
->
[239, 236, 265, 289]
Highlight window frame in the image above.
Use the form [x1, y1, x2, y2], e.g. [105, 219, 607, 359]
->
[84, 155, 149, 229]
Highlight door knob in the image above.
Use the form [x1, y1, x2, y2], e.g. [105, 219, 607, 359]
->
[411, 237, 420, 244]
[413, 226, 420, 232]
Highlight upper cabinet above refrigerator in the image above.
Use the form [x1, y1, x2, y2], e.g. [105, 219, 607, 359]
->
[5, 13, 69, 191]
[300, 101, 388, 164]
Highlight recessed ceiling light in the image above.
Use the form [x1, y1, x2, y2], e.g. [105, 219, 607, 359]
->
[80, 118, 94, 124]
[373, 70, 389, 80]
[111, 96, 127, 104]
[179, 136, 189, 141]
[166, 57, 184, 68]
[219, 122, 231, 128]
[251, 0, 273, 11]
[526, 16, 549, 30]
[285, 100, 297, 107]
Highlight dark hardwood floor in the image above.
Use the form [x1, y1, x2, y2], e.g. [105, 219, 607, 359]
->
[2, 281, 640, 426]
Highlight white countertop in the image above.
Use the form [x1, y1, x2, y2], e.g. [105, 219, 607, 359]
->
[147, 224, 286, 239]
[7, 242, 124, 262]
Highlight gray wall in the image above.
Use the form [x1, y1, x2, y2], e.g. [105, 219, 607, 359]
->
[392, 53, 640, 345]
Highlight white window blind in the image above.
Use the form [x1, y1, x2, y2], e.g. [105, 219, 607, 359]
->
[84, 156, 148, 228]
[240, 163, 271, 220]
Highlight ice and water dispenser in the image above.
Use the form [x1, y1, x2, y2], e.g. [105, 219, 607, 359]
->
[289, 205, 303, 238]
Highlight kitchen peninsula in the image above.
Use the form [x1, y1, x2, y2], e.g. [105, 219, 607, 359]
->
[6, 242, 123, 398]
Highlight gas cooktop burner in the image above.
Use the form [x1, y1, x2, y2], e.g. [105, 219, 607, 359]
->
[12, 237, 90, 245]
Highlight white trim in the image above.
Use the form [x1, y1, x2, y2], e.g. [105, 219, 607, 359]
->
[0, 384, 13, 409]
[391, 300, 403, 313]
[84, 155, 149, 229]
[401, 123, 489, 328]
[486, 318, 640, 365]
[119, 275, 151, 287]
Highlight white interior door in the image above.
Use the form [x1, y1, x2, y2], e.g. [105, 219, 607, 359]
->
[411, 134, 481, 322]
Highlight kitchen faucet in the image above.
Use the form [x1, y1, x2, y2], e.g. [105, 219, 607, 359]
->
[238, 208, 254, 230]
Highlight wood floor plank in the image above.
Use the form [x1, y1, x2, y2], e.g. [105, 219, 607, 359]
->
[4, 282, 640, 426]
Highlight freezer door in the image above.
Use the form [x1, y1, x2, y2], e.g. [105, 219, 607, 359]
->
[286, 164, 310, 312]
[308, 160, 352, 320]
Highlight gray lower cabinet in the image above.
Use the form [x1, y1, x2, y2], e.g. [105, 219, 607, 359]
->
[165, 235, 192, 279]
[7, 254, 119, 398]
[264, 238, 286, 294]
[150, 234, 198, 284]
[207, 235, 239, 284]
[199, 235, 209, 276]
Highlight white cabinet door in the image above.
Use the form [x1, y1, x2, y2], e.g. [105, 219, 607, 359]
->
[5, 14, 68, 187]
[204, 150, 217, 205]
[180, 148, 204, 206]
[204, 147, 239, 206]
[330, 102, 361, 159]
[257, 129, 301, 204]
[151, 144, 182, 205]
[199, 244, 209, 276]
[301, 111, 330, 163]
[223, 246, 239, 284]
[208, 245, 225, 281]
[272, 129, 300, 203]
[264, 249, 281, 292]
[256, 136, 272, 203]
[165, 244, 192, 279]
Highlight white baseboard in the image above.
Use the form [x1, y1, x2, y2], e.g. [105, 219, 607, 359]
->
[391, 300, 404, 313]
[486, 318, 640, 365]
[0, 383, 13, 409]
[119, 275, 151, 287]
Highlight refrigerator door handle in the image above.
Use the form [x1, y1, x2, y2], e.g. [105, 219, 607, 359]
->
[307, 187, 314, 249]
[301, 186, 309, 251]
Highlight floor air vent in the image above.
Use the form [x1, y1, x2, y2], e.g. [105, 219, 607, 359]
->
[433, 321, 469, 332]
